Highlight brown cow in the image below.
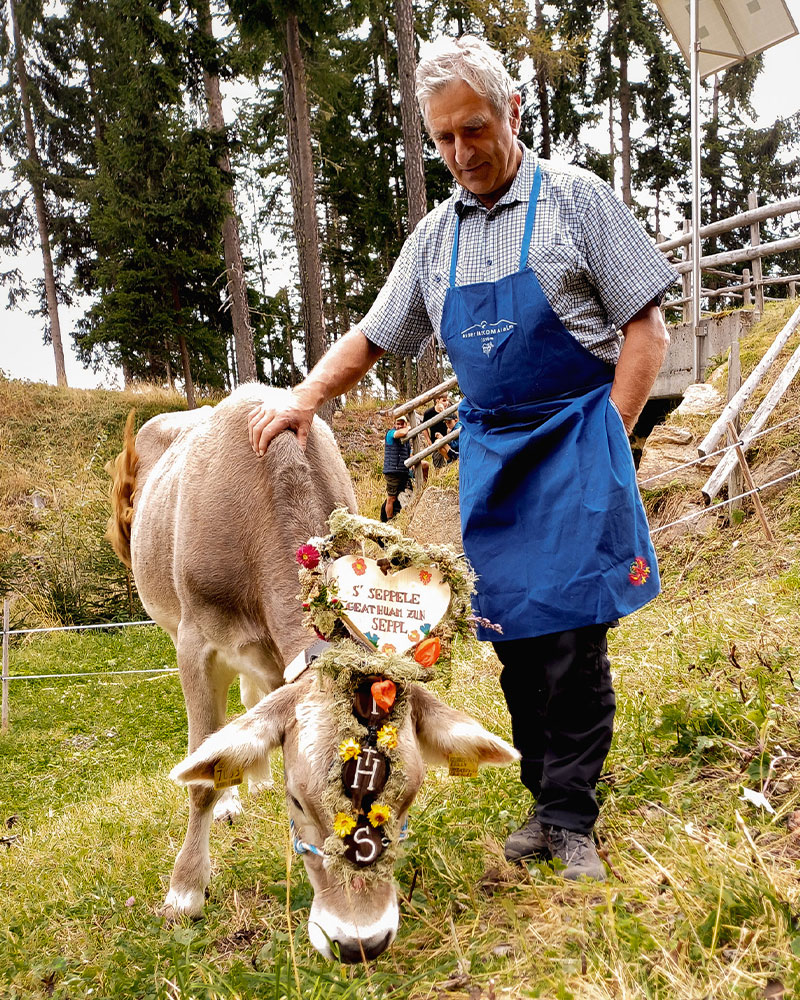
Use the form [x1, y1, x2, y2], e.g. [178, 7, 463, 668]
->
[108, 385, 518, 962]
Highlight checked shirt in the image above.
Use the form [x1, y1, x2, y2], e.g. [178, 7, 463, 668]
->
[359, 143, 678, 365]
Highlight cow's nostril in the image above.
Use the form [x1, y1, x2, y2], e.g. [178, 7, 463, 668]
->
[335, 930, 393, 964]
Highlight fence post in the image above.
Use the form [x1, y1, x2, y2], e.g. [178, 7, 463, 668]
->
[2, 599, 9, 732]
[790, 280, 797, 300]
[726, 421, 774, 543]
[681, 218, 692, 324]
[742, 267, 752, 307]
[727, 341, 743, 519]
[748, 192, 765, 315]
[408, 410, 424, 490]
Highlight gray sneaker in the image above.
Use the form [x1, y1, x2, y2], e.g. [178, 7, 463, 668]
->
[504, 813, 550, 862]
[543, 825, 607, 881]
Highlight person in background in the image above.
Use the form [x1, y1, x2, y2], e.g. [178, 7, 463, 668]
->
[444, 415, 460, 462]
[423, 394, 451, 468]
[247, 34, 676, 882]
[381, 415, 413, 520]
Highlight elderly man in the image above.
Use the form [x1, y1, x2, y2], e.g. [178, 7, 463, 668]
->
[249, 35, 676, 881]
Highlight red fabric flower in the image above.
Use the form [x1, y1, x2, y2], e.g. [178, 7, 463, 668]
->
[353, 557, 367, 576]
[296, 544, 320, 569]
[419, 570, 432, 585]
[628, 557, 651, 586]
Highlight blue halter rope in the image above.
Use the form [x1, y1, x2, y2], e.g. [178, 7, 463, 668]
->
[290, 817, 409, 859]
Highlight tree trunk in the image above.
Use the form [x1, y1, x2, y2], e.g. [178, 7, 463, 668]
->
[171, 281, 196, 408]
[178, 333, 196, 409]
[618, 48, 632, 207]
[282, 15, 327, 386]
[394, 0, 437, 393]
[10, 0, 67, 387]
[326, 199, 351, 340]
[196, 0, 257, 384]
[164, 338, 174, 389]
[534, 0, 551, 159]
[395, 0, 426, 230]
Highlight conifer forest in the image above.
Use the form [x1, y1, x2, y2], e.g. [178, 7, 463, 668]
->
[2, 0, 800, 400]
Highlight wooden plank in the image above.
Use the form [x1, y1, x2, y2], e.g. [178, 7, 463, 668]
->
[404, 401, 460, 441]
[748, 192, 765, 314]
[702, 335, 800, 501]
[390, 376, 458, 417]
[698, 301, 800, 456]
[657, 197, 800, 253]
[727, 343, 743, 518]
[672, 234, 800, 274]
[406, 426, 460, 467]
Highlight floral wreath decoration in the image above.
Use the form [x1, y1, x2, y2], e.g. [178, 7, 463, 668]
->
[294, 508, 477, 887]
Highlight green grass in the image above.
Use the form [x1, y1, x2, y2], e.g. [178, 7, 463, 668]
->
[2, 573, 800, 997]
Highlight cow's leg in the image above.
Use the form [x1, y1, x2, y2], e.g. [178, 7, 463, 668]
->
[238, 672, 276, 796]
[163, 631, 234, 919]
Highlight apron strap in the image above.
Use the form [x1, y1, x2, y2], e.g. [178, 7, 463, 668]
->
[449, 211, 461, 288]
[519, 164, 542, 271]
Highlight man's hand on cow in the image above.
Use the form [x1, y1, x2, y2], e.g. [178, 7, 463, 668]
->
[248, 392, 316, 455]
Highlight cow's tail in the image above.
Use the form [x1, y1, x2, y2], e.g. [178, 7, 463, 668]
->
[105, 410, 138, 569]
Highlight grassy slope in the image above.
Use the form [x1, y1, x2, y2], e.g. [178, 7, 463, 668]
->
[1, 305, 800, 998]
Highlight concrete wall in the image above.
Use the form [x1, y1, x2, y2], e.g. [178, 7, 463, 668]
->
[651, 310, 757, 399]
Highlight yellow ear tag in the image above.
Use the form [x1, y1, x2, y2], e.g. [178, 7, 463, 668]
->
[448, 755, 478, 778]
[213, 761, 244, 789]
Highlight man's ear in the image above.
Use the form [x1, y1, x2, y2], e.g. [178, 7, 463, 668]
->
[510, 92, 522, 134]
[408, 684, 520, 767]
[170, 684, 299, 787]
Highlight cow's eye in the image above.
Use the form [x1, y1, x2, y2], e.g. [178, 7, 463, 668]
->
[290, 795, 304, 814]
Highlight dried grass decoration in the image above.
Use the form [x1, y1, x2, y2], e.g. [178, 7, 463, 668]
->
[295, 509, 476, 886]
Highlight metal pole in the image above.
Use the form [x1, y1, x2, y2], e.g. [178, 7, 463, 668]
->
[2, 599, 9, 732]
[691, 0, 703, 381]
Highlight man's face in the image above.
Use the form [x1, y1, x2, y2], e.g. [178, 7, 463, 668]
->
[426, 79, 521, 209]
[395, 419, 407, 432]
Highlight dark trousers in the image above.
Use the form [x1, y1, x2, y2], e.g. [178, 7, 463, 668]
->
[493, 624, 616, 834]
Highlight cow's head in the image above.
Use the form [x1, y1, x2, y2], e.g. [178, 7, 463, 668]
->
[170, 671, 518, 963]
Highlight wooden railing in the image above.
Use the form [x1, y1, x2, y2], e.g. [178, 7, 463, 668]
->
[659, 195, 800, 319]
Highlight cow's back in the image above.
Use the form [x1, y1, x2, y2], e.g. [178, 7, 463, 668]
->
[130, 386, 356, 664]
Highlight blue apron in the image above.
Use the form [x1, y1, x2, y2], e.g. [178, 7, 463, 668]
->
[440, 165, 659, 641]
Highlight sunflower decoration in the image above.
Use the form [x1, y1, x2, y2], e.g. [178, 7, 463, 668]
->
[338, 738, 361, 762]
[376, 724, 398, 751]
[367, 802, 392, 828]
[333, 812, 357, 838]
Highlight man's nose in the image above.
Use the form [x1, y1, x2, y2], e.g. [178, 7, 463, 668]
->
[454, 134, 475, 167]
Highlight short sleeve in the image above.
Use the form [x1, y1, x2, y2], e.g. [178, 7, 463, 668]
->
[359, 227, 435, 359]
[580, 180, 678, 330]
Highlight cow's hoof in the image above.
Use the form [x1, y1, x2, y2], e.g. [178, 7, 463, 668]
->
[213, 787, 244, 824]
[161, 887, 205, 920]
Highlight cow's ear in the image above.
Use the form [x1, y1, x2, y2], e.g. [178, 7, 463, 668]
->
[408, 684, 520, 767]
[170, 683, 299, 787]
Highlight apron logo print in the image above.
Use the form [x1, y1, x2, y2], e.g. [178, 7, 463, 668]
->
[482, 339, 494, 356]
[628, 557, 651, 585]
[460, 319, 517, 340]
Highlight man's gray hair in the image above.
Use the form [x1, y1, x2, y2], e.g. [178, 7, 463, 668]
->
[415, 35, 517, 128]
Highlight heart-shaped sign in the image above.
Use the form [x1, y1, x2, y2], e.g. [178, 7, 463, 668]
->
[329, 556, 451, 654]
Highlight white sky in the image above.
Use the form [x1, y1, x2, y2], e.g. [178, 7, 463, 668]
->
[2, 2, 800, 389]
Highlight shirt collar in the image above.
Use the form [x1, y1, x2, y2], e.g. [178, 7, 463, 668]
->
[454, 142, 540, 214]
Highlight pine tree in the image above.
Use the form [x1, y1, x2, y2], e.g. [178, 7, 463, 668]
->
[4, 0, 67, 385]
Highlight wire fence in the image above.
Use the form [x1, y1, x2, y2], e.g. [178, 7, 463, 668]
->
[2, 408, 798, 724]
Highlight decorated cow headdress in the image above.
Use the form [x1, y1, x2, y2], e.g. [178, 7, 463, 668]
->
[293, 508, 480, 886]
